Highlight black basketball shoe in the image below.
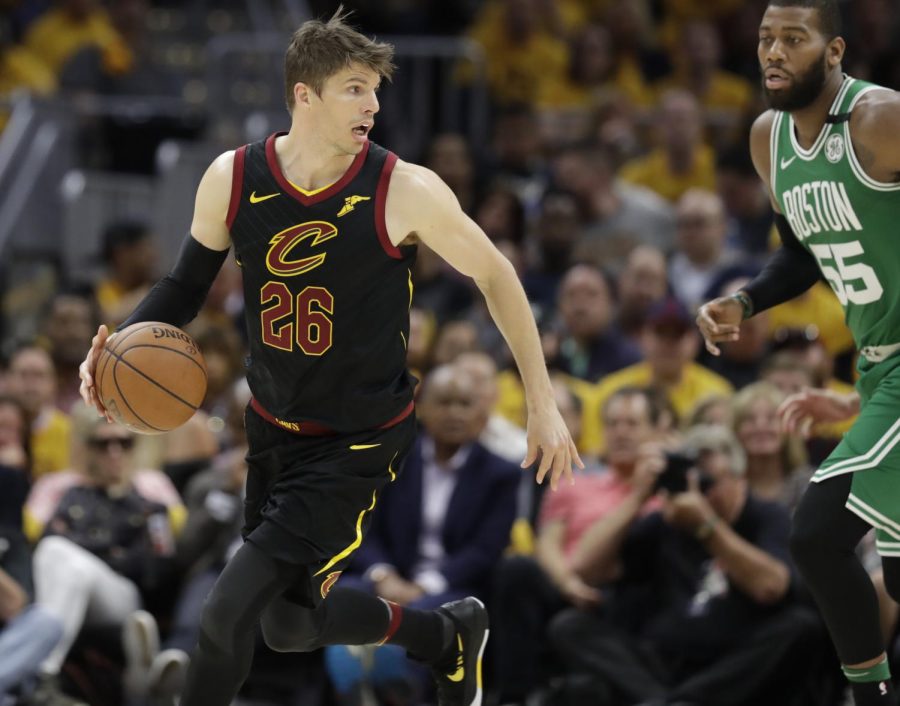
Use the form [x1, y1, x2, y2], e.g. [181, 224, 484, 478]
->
[432, 597, 489, 706]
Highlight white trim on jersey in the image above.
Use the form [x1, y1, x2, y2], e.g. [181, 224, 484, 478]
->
[845, 494, 900, 541]
[813, 414, 900, 482]
[770, 111, 782, 196]
[787, 76, 853, 162]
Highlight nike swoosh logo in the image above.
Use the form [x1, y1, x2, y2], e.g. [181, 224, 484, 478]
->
[780, 156, 797, 169]
[349, 443, 382, 450]
[446, 634, 465, 682]
[249, 191, 280, 204]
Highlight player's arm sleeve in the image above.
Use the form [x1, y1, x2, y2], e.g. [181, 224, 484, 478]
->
[118, 235, 229, 330]
[740, 214, 822, 315]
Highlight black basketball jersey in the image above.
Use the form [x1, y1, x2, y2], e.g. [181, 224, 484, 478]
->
[227, 134, 417, 433]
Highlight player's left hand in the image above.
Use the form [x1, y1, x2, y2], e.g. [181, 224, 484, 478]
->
[523, 406, 584, 491]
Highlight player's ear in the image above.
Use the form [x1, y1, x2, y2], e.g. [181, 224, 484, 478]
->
[294, 81, 313, 108]
[826, 36, 845, 67]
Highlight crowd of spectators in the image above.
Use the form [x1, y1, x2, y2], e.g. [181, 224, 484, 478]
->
[2, 0, 900, 705]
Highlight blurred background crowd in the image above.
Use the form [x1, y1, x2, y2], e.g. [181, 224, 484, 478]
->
[1, 0, 900, 705]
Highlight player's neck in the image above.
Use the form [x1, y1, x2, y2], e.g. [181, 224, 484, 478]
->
[274, 128, 358, 192]
[789, 71, 845, 149]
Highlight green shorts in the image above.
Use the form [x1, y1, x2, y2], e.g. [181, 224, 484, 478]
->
[813, 356, 900, 556]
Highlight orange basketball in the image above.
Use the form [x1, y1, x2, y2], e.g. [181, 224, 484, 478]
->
[96, 321, 208, 434]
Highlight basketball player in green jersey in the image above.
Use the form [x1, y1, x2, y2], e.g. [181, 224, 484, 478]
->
[698, 1, 900, 703]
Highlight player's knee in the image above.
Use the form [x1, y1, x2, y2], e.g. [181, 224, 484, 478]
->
[261, 622, 322, 653]
[261, 605, 323, 653]
[789, 518, 826, 574]
[789, 498, 835, 576]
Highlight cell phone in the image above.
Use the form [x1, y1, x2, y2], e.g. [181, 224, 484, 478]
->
[655, 452, 715, 494]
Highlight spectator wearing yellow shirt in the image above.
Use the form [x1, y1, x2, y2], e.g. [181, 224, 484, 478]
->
[6, 344, 70, 478]
[656, 0, 744, 49]
[541, 23, 655, 111]
[580, 297, 732, 455]
[93, 219, 160, 328]
[465, 0, 570, 106]
[0, 17, 56, 133]
[603, 1, 668, 107]
[654, 20, 754, 144]
[22, 0, 132, 79]
[620, 89, 717, 203]
[767, 283, 855, 361]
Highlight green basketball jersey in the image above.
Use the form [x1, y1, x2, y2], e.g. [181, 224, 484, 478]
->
[771, 75, 900, 368]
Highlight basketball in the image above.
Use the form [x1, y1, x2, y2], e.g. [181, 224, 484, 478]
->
[96, 321, 208, 434]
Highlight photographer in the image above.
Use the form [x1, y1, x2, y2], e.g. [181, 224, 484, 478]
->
[548, 425, 825, 706]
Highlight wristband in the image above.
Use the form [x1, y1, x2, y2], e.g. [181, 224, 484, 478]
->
[728, 291, 754, 321]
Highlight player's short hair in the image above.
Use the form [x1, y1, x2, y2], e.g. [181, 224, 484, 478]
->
[767, 0, 841, 40]
[284, 5, 395, 110]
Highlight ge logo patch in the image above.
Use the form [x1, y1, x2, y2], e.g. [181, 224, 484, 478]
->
[825, 134, 844, 163]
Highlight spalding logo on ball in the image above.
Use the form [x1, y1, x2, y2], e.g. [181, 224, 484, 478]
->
[95, 321, 208, 434]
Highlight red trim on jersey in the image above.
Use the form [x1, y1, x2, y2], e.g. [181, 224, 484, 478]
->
[226, 145, 247, 230]
[377, 601, 404, 646]
[265, 132, 369, 206]
[249, 397, 414, 436]
[375, 152, 401, 259]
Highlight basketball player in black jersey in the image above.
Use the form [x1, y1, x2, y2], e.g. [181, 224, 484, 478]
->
[78, 9, 581, 706]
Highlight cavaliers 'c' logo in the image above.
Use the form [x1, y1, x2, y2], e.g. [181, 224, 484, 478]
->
[265, 221, 338, 277]
[320, 571, 342, 599]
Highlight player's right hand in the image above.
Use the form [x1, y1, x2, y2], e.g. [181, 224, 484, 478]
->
[79, 324, 114, 420]
[778, 388, 861, 438]
[695, 296, 743, 356]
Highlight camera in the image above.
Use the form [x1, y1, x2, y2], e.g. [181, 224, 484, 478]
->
[654, 451, 715, 494]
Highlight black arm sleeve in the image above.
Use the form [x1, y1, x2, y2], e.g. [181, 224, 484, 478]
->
[740, 214, 822, 315]
[118, 235, 229, 330]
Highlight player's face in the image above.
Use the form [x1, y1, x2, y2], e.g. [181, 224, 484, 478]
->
[758, 6, 832, 111]
[312, 64, 381, 155]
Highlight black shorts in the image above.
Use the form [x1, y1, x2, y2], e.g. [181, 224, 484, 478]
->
[242, 404, 417, 608]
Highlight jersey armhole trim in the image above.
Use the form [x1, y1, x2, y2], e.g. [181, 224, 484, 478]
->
[770, 111, 781, 196]
[226, 145, 247, 230]
[376, 152, 402, 260]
